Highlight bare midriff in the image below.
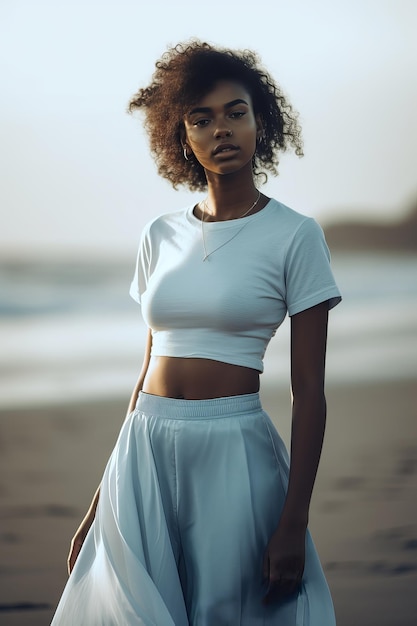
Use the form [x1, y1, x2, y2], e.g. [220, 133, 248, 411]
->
[142, 356, 260, 400]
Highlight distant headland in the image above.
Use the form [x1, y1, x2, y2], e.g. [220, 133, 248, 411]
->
[323, 203, 417, 253]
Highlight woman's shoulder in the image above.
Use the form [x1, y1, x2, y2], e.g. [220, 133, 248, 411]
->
[139, 206, 191, 239]
[267, 198, 313, 225]
[260, 198, 321, 241]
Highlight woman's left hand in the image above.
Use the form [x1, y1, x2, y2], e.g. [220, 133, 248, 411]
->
[262, 521, 306, 604]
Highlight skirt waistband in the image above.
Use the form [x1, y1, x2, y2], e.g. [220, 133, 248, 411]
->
[135, 391, 263, 420]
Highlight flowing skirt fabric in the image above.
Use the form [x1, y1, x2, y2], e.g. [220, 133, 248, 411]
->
[51, 392, 336, 625]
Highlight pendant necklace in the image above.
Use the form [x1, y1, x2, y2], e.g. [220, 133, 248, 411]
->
[200, 190, 261, 261]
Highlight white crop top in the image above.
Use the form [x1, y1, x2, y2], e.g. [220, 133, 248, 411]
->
[130, 198, 341, 372]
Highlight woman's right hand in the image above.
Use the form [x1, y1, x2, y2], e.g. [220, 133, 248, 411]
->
[67, 486, 100, 575]
[67, 514, 94, 575]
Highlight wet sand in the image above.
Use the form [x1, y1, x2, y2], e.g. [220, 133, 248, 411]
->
[0, 378, 416, 625]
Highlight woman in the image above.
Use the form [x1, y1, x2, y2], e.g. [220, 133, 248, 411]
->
[52, 41, 341, 625]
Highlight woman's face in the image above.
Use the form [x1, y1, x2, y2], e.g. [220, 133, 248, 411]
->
[183, 80, 262, 178]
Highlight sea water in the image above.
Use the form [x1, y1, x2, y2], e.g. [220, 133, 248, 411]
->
[0, 253, 416, 408]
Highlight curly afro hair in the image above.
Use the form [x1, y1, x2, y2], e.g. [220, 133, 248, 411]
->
[128, 40, 303, 191]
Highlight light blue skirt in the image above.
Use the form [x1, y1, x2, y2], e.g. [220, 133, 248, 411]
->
[51, 392, 336, 625]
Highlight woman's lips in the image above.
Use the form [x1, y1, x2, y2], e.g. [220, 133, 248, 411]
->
[212, 143, 239, 155]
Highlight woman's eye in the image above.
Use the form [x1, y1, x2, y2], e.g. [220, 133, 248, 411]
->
[230, 111, 245, 119]
[194, 119, 210, 127]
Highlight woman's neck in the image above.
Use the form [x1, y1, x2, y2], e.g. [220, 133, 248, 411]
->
[202, 169, 260, 222]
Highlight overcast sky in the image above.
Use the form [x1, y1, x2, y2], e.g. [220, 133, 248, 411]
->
[1, 0, 416, 257]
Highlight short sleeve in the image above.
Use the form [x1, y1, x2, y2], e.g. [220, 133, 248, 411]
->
[284, 218, 341, 316]
[129, 225, 152, 305]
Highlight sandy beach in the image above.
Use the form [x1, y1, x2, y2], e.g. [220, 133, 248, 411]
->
[1, 378, 416, 626]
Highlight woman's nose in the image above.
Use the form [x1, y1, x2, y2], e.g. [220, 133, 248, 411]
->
[214, 126, 232, 138]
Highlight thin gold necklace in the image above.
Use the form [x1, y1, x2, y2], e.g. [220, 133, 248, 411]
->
[200, 190, 261, 261]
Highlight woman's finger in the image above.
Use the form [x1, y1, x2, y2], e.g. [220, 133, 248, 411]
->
[263, 573, 302, 604]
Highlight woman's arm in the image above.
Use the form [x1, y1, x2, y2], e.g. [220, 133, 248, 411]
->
[67, 328, 153, 575]
[126, 328, 153, 415]
[284, 300, 329, 526]
[263, 301, 329, 602]
[67, 485, 101, 574]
